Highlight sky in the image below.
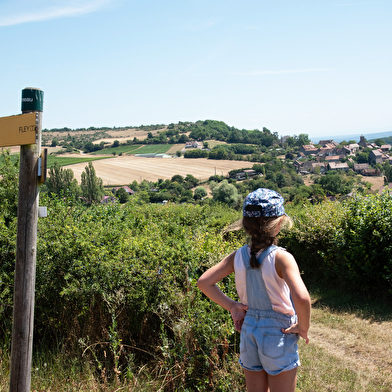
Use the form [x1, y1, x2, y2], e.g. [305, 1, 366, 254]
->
[0, 0, 391, 139]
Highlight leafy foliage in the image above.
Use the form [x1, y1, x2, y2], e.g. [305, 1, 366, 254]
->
[0, 149, 19, 226]
[1, 197, 244, 389]
[281, 193, 392, 297]
[194, 186, 208, 200]
[80, 162, 105, 204]
[210, 180, 242, 208]
[314, 171, 354, 195]
[45, 161, 80, 199]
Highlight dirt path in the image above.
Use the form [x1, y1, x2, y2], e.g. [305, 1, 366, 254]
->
[308, 306, 392, 387]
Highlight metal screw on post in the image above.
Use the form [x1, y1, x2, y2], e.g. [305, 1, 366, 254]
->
[9, 87, 43, 392]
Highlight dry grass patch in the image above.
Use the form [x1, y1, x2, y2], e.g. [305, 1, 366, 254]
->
[165, 144, 186, 154]
[359, 175, 385, 192]
[299, 304, 392, 391]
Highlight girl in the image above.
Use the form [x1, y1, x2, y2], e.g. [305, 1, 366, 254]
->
[197, 188, 311, 392]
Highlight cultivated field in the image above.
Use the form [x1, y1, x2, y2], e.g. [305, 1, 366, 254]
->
[45, 127, 164, 142]
[66, 156, 252, 185]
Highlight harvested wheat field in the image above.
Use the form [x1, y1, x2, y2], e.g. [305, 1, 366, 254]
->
[66, 156, 251, 185]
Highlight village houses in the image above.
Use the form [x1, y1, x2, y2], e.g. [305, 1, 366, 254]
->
[294, 136, 390, 176]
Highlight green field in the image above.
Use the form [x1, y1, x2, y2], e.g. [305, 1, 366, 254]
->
[0, 151, 110, 168]
[89, 145, 141, 155]
[46, 155, 110, 168]
[130, 144, 173, 154]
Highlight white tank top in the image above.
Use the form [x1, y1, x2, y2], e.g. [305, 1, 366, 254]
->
[234, 246, 295, 316]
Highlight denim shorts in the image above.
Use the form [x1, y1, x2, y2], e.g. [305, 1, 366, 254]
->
[239, 309, 300, 375]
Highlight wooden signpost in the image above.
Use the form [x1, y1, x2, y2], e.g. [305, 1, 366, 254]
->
[0, 112, 37, 148]
[0, 88, 44, 392]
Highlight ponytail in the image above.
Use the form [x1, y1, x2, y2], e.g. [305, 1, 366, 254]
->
[243, 215, 286, 269]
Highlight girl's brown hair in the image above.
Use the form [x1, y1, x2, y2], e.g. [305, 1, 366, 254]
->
[242, 215, 292, 269]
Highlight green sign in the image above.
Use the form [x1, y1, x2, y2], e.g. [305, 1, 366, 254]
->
[21, 88, 44, 112]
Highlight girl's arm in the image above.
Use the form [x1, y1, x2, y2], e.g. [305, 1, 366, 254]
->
[275, 250, 311, 343]
[197, 251, 248, 332]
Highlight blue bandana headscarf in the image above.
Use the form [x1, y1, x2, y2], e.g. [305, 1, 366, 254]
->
[243, 188, 286, 218]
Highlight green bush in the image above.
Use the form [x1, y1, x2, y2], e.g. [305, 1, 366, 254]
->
[281, 193, 392, 298]
[1, 196, 244, 389]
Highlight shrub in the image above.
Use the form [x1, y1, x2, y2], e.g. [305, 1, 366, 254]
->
[1, 197, 244, 388]
[281, 193, 392, 298]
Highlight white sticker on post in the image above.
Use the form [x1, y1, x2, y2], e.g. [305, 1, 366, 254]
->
[38, 206, 47, 217]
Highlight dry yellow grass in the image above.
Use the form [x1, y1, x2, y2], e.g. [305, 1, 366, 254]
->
[300, 305, 392, 391]
[66, 156, 251, 185]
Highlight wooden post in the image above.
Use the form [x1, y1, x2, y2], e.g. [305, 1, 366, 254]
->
[9, 88, 43, 392]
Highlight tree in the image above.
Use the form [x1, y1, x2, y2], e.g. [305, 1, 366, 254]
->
[285, 137, 295, 147]
[315, 172, 353, 195]
[46, 161, 80, 199]
[178, 134, 190, 143]
[313, 165, 321, 175]
[171, 174, 184, 183]
[208, 147, 228, 160]
[130, 180, 139, 192]
[383, 161, 392, 183]
[285, 151, 295, 160]
[211, 180, 241, 207]
[295, 134, 311, 146]
[112, 140, 120, 148]
[116, 187, 129, 203]
[194, 186, 207, 200]
[357, 152, 369, 164]
[180, 189, 193, 202]
[375, 138, 386, 147]
[80, 162, 104, 204]
[185, 174, 199, 189]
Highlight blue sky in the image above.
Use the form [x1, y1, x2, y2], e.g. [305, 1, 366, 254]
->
[0, 0, 391, 139]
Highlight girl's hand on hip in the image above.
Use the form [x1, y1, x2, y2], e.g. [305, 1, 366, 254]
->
[282, 323, 310, 344]
[230, 302, 248, 332]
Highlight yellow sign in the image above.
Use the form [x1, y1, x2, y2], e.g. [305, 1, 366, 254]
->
[0, 112, 37, 147]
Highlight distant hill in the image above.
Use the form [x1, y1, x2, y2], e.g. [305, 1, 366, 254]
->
[310, 130, 392, 144]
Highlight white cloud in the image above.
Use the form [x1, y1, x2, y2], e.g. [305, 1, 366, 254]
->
[0, 0, 111, 27]
[232, 68, 335, 76]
